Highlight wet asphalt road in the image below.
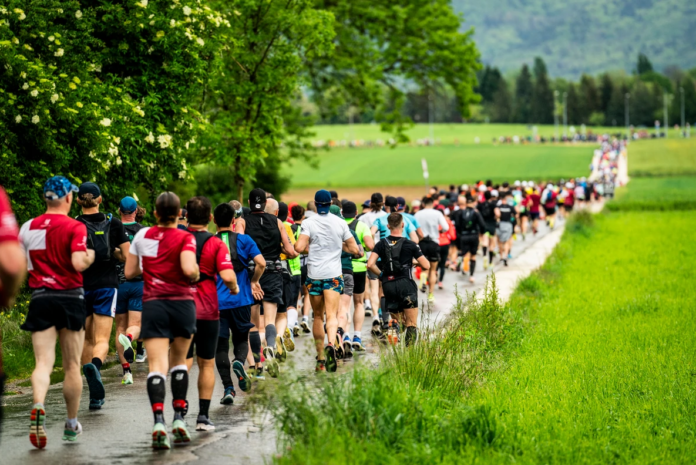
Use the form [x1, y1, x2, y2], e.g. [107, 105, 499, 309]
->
[0, 222, 555, 464]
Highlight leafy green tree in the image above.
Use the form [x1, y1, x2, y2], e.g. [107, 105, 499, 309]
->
[0, 0, 229, 222]
[307, 0, 480, 142]
[513, 64, 533, 123]
[197, 0, 334, 201]
[639, 71, 673, 93]
[477, 65, 503, 104]
[606, 82, 629, 127]
[566, 83, 580, 125]
[631, 80, 658, 126]
[531, 58, 554, 124]
[636, 53, 654, 75]
[490, 79, 512, 123]
[599, 73, 614, 115]
[578, 74, 599, 124]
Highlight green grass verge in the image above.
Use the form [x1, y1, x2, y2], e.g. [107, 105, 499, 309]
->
[265, 209, 696, 463]
[628, 138, 696, 177]
[607, 176, 696, 211]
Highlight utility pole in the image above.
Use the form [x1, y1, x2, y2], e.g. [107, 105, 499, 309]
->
[625, 93, 630, 138]
[663, 93, 669, 138]
[554, 90, 559, 141]
[428, 88, 435, 145]
[680, 87, 685, 136]
[562, 92, 568, 138]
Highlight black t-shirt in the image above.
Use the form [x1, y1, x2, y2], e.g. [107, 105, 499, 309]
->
[244, 212, 282, 263]
[372, 235, 423, 281]
[117, 222, 146, 283]
[454, 207, 485, 236]
[477, 200, 497, 223]
[497, 202, 514, 223]
[77, 213, 130, 290]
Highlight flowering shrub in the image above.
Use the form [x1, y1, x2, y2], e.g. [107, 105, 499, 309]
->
[0, 0, 231, 221]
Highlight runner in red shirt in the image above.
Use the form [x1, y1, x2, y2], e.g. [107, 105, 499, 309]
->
[19, 176, 95, 448]
[126, 192, 199, 450]
[527, 187, 542, 235]
[184, 196, 238, 432]
[0, 185, 26, 441]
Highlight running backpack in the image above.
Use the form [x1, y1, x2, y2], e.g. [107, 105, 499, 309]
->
[458, 208, 477, 234]
[217, 231, 246, 274]
[190, 230, 215, 281]
[478, 201, 493, 221]
[382, 237, 409, 281]
[79, 215, 112, 262]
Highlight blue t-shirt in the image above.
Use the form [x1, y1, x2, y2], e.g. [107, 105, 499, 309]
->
[401, 212, 420, 231]
[373, 213, 417, 241]
[216, 233, 261, 310]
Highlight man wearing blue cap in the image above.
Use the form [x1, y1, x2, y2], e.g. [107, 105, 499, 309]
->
[114, 196, 147, 385]
[75, 182, 131, 410]
[294, 190, 361, 372]
[19, 176, 95, 447]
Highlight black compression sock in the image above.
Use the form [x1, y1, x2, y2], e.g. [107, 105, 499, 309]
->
[136, 340, 144, 354]
[249, 332, 262, 364]
[91, 357, 102, 371]
[265, 324, 277, 349]
[482, 246, 488, 257]
[215, 337, 233, 389]
[170, 368, 189, 414]
[489, 251, 494, 263]
[199, 399, 211, 418]
[232, 330, 250, 363]
[380, 297, 386, 315]
[147, 374, 166, 422]
[405, 326, 418, 347]
[470, 260, 476, 276]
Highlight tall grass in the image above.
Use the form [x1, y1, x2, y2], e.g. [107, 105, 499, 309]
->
[259, 276, 524, 464]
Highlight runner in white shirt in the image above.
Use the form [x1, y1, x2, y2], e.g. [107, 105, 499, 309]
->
[414, 197, 449, 303]
[294, 190, 360, 373]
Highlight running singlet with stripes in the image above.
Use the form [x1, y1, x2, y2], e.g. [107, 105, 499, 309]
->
[19, 214, 88, 290]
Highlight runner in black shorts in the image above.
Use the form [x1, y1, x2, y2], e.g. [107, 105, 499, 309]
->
[455, 195, 486, 283]
[126, 192, 200, 450]
[477, 190, 498, 270]
[367, 213, 429, 347]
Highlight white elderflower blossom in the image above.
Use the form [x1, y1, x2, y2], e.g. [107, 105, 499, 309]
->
[108, 144, 119, 156]
[31, 115, 39, 124]
[113, 136, 121, 145]
[15, 115, 21, 123]
[183, 6, 192, 15]
[116, 156, 122, 165]
[157, 134, 172, 149]
[22, 82, 29, 90]
[170, 19, 176, 27]
[30, 89, 38, 97]
[133, 106, 145, 117]
[145, 132, 155, 144]
[54, 48, 64, 57]
[20, 71, 26, 78]
[51, 94, 59, 103]
[100, 118, 112, 127]
[75, 10, 82, 19]
[48, 35, 55, 41]
[196, 37, 204, 46]
[137, 0, 149, 7]
[178, 170, 186, 179]
[88, 151, 96, 158]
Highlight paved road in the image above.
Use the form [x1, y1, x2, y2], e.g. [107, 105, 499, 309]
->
[1, 221, 558, 464]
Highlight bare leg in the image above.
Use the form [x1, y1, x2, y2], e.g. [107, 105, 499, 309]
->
[197, 357, 216, 401]
[126, 310, 141, 341]
[31, 328, 58, 405]
[322, 289, 341, 348]
[92, 314, 113, 362]
[310, 295, 326, 359]
[352, 292, 365, 335]
[59, 328, 86, 419]
[115, 313, 128, 364]
[427, 262, 438, 294]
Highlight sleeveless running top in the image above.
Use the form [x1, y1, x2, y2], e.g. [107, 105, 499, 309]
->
[244, 212, 282, 263]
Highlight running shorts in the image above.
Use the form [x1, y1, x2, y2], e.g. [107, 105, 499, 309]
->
[219, 305, 254, 338]
[305, 276, 344, 296]
[459, 235, 479, 256]
[497, 222, 513, 243]
[300, 264, 308, 287]
[257, 271, 283, 305]
[84, 288, 118, 318]
[563, 204, 574, 212]
[519, 210, 529, 217]
[484, 222, 496, 237]
[116, 281, 143, 314]
[141, 299, 196, 341]
[187, 319, 220, 360]
[342, 272, 355, 297]
[419, 237, 440, 262]
[543, 205, 556, 216]
[22, 288, 86, 332]
[353, 271, 367, 295]
[279, 272, 301, 313]
[382, 278, 418, 313]
[367, 270, 380, 281]
[530, 211, 540, 220]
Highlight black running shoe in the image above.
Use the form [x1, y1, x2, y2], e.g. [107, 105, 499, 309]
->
[324, 344, 338, 372]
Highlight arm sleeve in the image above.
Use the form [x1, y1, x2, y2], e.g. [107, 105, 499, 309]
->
[71, 222, 88, 253]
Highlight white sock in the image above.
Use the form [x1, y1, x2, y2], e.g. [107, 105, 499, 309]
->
[353, 331, 362, 340]
[66, 417, 78, 429]
[287, 309, 298, 328]
[302, 315, 309, 322]
[364, 299, 371, 307]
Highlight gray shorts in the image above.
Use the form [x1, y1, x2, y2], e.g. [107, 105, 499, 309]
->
[342, 273, 355, 297]
[497, 222, 513, 243]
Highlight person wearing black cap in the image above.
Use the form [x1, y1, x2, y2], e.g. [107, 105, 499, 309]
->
[114, 196, 147, 386]
[371, 196, 418, 243]
[396, 196, 423, 240]
[75, 182, 130, 410]
[243, 188, 298, 378]
[294, 190, 361, 372]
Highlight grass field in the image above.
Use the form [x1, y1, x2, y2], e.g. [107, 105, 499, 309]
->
[608, 176, 696, 211]
[628, 137, 696, 177]
[310, 123, 620, 146]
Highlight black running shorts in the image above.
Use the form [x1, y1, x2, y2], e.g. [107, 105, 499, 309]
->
[257, 271, 283, 305]
[352, 271, 367, 295]
[187, 319, 220, 360]
[459, 236, 479, 256]
[141, 299, 196, 341]
[382, 278, 418, 313]
[484, 222, 496, 237]
[419, 237, 440, 262]
[279, 272, 301, 312]
[22, 289, 86, 332]
[543, 205, 556, 216]
[219, 306, 254, 338]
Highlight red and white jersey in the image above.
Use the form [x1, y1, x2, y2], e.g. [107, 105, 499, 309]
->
[19, 214, 88, 290]
[188, 232, 234, 320]
[0, 187, 19, 244]
[129, 226, 197, 302]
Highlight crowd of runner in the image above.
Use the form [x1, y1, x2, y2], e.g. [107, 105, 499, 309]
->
[0, 174, 608, 450]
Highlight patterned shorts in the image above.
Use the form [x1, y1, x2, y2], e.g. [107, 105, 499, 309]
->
[305, 275, 344, 296]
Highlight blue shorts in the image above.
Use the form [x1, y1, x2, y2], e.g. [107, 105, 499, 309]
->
[116, 281, 144, 314]
[305, 276, 344, 296]
[84, 288, 118, 318]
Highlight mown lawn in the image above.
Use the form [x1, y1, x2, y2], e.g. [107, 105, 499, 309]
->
[607, 175, 696, 211]
[628, 137, 696, 177]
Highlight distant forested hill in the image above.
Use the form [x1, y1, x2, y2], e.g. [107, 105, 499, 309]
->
[453, 0, 696, 77]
